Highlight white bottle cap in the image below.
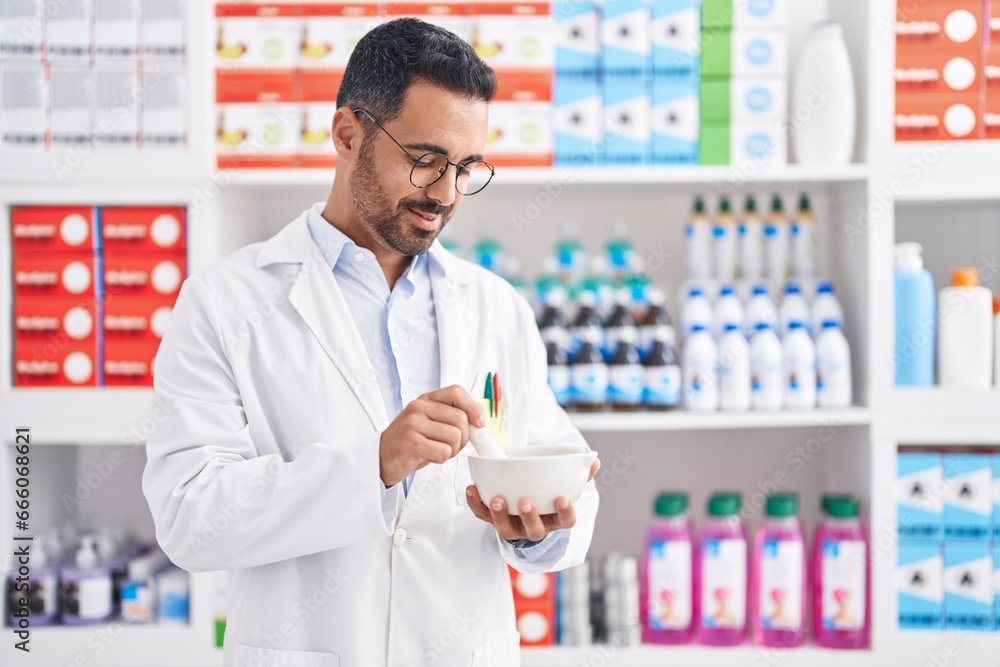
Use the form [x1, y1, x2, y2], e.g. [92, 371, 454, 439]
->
[647, 288, 665, 307]
[894, 242, 924, 271]
[544, 288, 567, 308]
[76, 536, 99, 569]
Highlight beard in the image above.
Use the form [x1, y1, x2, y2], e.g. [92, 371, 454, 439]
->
[349, 140, 454, 256]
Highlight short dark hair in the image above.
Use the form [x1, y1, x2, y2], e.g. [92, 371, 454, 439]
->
[337, 18, 497, 125]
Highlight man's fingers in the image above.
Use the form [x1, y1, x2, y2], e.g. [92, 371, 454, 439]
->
[465, 485, 494, 524]
[588, 459, 601, 482]
[516, 499, 547, 542]
[414, 436, 453, 465]
[543, 496, 577, 531]
[488, 497, 521, 540]
[416, 418, 465, 455]
[425, 385, 486, 428]
[418, 401, 471, 452]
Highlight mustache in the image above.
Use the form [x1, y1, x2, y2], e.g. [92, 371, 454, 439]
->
[403, 200, 451, 217]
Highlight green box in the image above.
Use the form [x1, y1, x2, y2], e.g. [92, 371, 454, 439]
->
[701, 0, 733, 31]
[699, 121, 730, 165]
[700, 77, 730, 122]
[700, 29, 731, 77]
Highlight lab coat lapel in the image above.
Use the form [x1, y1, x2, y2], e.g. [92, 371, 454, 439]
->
[287, 242, 390, 432]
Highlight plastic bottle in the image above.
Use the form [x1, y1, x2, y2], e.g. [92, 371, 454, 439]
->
[783, 321, 817, 409]
[6, 540, 59, 626]
[739, 194, 764, 282]
[581, 256, 616, 318]
[994, 298, 1000, 386]
[779, 283, 810, 339]
[816, 321, 852, 408]
[894, 242, 936, 386]
[681, 287, 713, 340]
[791, 193, 818, 279]
[156, 566, 190, 624]
[751, 322, 785, 411]
[603, 288, 636, 360]
[539, 288, 569, 346]
[643, 325, 682, 411]
[764, 194, 789, 283]
[713, 196, 738, 283]
[95, 531, 129, 615]
[810, 281, 845, 337]
[555, 222, 587, 287]
[605, 221, 635, 284]
[571, 321, 609, 412]
[698, 493, 748, 646]
[608, 326, 645, 411]
[752, 494, 806, 648]
[60, 536, 114, 625]
[121, 547, 169, 623]
[812, 495, 869, 649]
[938, 267, 994, 389]
[639, 288, 674, 360]
[534, 256, 567, 317]
[683, 324, 719, 412]
[686, 195, 712, 280]
[642, 492, 695, 644]
[745, 284, 777, 335]
[569, 290, 604, 359]
[547, 337, 572, 408]
[718, 324, 752, 412]
[714, 285, 746, 339]
[472, 225, 504, 272]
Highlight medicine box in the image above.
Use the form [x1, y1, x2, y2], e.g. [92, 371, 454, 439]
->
[603, 75, 651, 165]
[944, 543, 993, 631]
[731, 120, 786, 165]
[510, 567, 556, 645]
[991, 2, 1000, 46]
[554, 0, 600, 76]
[485, 71, 553, 167]
[102, 253, 186, 299]
[651, 0, 700, 78]
[895, 94, 982, 142]
[471, 1, 553, 71]
[994, 545, 1000, 631]
[897, 452, 944, 542]
[11, 206, 99, 253]
[390, 1, 473, 47]
[298, 1, 383, 70]
[702, 0, 789, 31]
[214, 4, 301, 68]
[651, 76, 698, 164]
[701, 76, 787, 122]
[943, 453, 992, 542]
[100, 206, 186, 253]
[895, 46, 981, 96]
[601, 0, 651, 77]
[103, 296, 176, 344]
[14, 298, 98, 344]
[895, 0, 984, 51]
[554, 76, 603, 166]
[14, 341, 99, 387]
[993, 454, 1000, 542]
[102, 340, 160, 387]
[897, 542, 943, 630]
[14, 253, 100, 299]
[986, 87, 1000, 140]
[702, 29, 787, 78]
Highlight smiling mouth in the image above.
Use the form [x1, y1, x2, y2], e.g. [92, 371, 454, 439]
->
[408, 207, 441, 229]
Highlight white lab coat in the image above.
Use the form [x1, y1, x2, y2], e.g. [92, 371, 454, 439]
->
[142, 209, 599, 667]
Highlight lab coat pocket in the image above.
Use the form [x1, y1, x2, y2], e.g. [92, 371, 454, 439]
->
[232, 641, 340, 667]
[453, 446, 474, 506]
[471, 635, 521, 667]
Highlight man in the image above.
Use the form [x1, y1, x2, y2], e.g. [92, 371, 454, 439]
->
[143, 19, 599, 667]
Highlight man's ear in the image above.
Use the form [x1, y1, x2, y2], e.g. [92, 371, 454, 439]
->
[332, 107, 362, 163]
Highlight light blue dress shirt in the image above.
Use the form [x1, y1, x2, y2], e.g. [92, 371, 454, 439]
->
[306, 203, 567, 564]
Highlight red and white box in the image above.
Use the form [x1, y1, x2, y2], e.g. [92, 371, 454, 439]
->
[103, 296, 175, 344]
[896, 0, 984, 50]
[215, 3, 301, 69]
[509, 567, 556, 646]
[895, 93, 982, 141]
[470, 2, 553, 71]
[14, 297, 98, 344]
[485, 71, 553, 167]
[299, 1, 382, 69]
[100, 206, 187, 253]
[984, 88, 1000, 139]
[14, 341, 98, 387]
[299, 68, 344, 168]
[388, 1, 472, 44]
[895, 45, 981, 96]
[103, 340, 159, 386]
[11, 206, 98, 253]
[14, 253, 99, 298]
[985, 47, 1000, 95]
[990, 0, 1000, 46]
[216, 70, 301, 169]
[102, 253, 186, 299]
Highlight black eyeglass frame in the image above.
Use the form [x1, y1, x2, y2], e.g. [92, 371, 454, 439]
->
[353, 108, 495, 196]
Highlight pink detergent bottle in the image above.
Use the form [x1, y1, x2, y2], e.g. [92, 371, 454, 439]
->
[641, 492, 694, 644]
[812, 495, 869, 649]
[752, 494, 806, 647]
[697, 493, 748, 646]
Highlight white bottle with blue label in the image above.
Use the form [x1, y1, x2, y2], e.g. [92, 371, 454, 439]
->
[718, 323, 751, 412]
[750, 322, 784, 411]
[682, 287, 713, 340]
[816, 321, 852, 408]
[714, 285, 746, 339]
[779, 282, 810, 339]
[683, 324, 719, 412]
[783, 321, 817, 409]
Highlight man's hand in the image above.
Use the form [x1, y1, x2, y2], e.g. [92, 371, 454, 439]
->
[465, 458, 601, 542]
[379, 385, 486, 487]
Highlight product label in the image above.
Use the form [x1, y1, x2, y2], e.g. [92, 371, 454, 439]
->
[701, 539, 746, 629]
[609, 364, 643, 403]
[72, 576, 113, 619]
[571, 363, 609, 402]
[648, 540, 692, 630]
[548, 365, 572, 405]
[821, 540, 866, 630]
[644, 365, 681, 406]
[759, 540, 804, 630]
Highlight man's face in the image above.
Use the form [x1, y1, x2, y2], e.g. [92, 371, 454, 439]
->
[348, 81, 489, 256]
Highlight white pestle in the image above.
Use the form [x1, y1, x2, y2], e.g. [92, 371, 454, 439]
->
[468, 426, 506, 459]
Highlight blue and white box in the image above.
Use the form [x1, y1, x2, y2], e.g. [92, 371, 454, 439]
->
[944, 543, 993, 631]
[897, 543, 944, 630]
[731, 121, 786, 165]
[897, 452, 944, 542]
[554, 0, 600, 76]
[651, 0, 700, 78]
[994, 546, 1000, 631]
[554, 76, 603, 166]
[603, 75, 651, 165]
[731, 77, 786, 122]
[733, 0, 789, 29]
[944, 453, 992, 542]
[601, 0, 651, 77]
[731, 29, 788, 77]
[651, 76, 698, 164]
[993, 453, 1000, 542]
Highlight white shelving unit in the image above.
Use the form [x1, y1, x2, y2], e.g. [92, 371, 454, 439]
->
[2, 0, 999, 665]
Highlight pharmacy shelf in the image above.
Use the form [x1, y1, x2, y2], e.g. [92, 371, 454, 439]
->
[521, 644, 876, 667]
[0, 390, 155, 446]
[877, 387, 1000, 423]
[569, 407, 871, 432]
[883, 143, 1000, 202]
[216, 164, 871, 188]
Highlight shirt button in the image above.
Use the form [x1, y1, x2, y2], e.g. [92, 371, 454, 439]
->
[393, 528, 408, 547]
[355, 252, 365, 262]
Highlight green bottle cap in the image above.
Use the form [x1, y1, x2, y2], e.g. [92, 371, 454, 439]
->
[745, 194, 757, 213]
[654, 492, 688, 517]
[766, 493, 798, 517]
[707, 492, 741, 517]
[693, 195, 705, 214]
[719, 196, 731, 214]
[825, 496, 859, 518]
[798, 193, 811, 212]
[820, 493, 850, 514]
[771, 193, 783, 212]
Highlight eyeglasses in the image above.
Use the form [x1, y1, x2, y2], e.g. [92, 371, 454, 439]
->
[354, 108, 495, 196]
